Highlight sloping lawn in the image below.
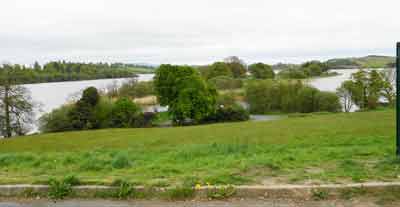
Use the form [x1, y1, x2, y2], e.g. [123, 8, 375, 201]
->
[0, 110, 398, 186]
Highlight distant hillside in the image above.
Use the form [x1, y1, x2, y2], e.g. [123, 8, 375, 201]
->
[326, 55, 395, 69]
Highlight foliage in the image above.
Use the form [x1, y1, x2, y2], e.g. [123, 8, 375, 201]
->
[154, 64, 198, 106]
[208, 76, 243, 90]
[0, 65, 35, 137]
[246, 80, 341, 114]
[106, 79, 154, 99]
[39, 105, 75, 132]
[278, 68, 308, 79]
[336, 81, 356, 112]
[203, 104, 250, 123]
[111, 97, 141, 128]
[311, 189, 329, 201]
[165, 185, 195, 200]
[68, 87, 101, 130]
[278, 61, 327, 79]
[171, 75, 217, 124]
[205, 62, 233, 79]
[200, 57, 246, 79]
[316, 91, 342, 112]
[40, 88, 152, 132]
[216, 93, 236, 107]
[154, 65, 217, 125]
[336, 69, 393, 110]
[47, 176, 81, 200]
[0, 62, 154, 84]
[207, 185, 236, 200]
[248, 63, 275, 79]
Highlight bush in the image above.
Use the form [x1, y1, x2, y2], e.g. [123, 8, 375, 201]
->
[93, 97, 114, 128]
[278, 69, 307, 79]
[133, 112, 156, 128]
[245, 80, 342, 114]
[111, 97, 141, 128]
[208, 76, 243, 90]
[203, 104, 250, 123]
[116, 80, 154, 98]
[248, 63, 275, 79]
[205, 62, 233, 79]
[216, 105, 250, 122]
[316, 91, 342, 112]
[216, 93, 236, 107]
[296, 86, 320, 113]
[39, 105, 74, 133]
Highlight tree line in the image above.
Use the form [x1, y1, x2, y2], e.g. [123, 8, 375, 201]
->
[0, 61, 152, 84]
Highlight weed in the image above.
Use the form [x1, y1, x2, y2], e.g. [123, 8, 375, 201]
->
[47, 178, 73, 200]
[207, 185, 236, 200]
[63, 175, 80, 186]
[165, 185, 195, 200]
[115, 181, 134, 199]
[311, 189, 329, 201]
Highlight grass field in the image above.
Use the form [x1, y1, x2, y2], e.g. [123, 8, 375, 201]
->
[0, 109, 398, 186]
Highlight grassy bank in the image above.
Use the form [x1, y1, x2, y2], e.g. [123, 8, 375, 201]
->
[0, 110, 397, 186]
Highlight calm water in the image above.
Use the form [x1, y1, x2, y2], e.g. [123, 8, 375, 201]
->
[25, 69, 392, 131]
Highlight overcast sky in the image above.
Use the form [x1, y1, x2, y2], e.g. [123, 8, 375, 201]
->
[0, 0, 399, 65]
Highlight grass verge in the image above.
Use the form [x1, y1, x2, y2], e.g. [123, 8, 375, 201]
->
[0, 109, 397, 186]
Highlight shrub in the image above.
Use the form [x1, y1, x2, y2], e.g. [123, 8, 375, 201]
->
[39, 105, 74, 133]
[316, 91, 342, 112]
[296, 86, 320, 113]
[63, 175, 81, 186]
[208, 76, 243, 90]
[207, 185, 236, 200]
[216, 93, 236, 107]
[93, 97, 114, 128]
[116, 79, 154, 98]
[245, 80, 341, 114]
[248, 63, 275, 79]
[203, 104, 249, 123]
[215, 105, 249, 122]
[47, 178, 73, 200]
[206, 62, 233, 79]
[278, 68, 307, 79]
[111, 97, 141, 128]
[133, 112, 156, 128]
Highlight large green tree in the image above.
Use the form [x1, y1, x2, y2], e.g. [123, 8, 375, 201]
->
[248, 63, 275, 79]
[206, 62, 233, 79]
[154, 64, 217, 125]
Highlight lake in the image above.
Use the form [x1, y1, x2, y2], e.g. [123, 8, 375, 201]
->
[24, 69, 391, 131]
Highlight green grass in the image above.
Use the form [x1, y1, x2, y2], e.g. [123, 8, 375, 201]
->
[0, 109, 398, 186]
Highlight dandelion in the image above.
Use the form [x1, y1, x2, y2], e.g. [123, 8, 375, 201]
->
[195, 184, 201, 190]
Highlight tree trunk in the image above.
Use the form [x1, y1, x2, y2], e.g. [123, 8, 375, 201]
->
[4, 85, 12, 138]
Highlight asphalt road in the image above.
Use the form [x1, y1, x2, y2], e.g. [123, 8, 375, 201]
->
[0, 199, 394, 207]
